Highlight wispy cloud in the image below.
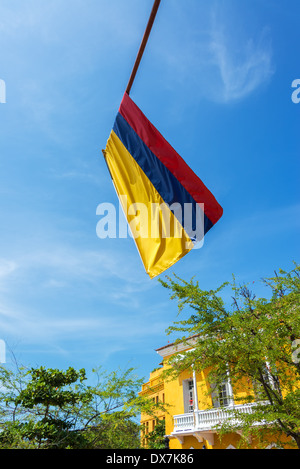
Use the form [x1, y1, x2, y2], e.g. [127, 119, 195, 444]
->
[2, 244, 144, 289]
[0, 236, 154, 315]
[0, 239, 162, 363]
[209, 14, 274, 103]
[0, 297, 169, 366]
[182, 202, 300, 287]
[0, 259, 19, 293]
[155, 2, 274, 105]
[0, 259, 17, 278]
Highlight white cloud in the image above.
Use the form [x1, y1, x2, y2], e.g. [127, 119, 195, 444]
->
[2, 245, 138, 288]
[0, 290, 168, 364]
[0, 259, 17, 278]
[0, 238, 165, 364]
[209, 20, 274, 103]
[0, 236, 154, 315]
[154, 2, 274, 105]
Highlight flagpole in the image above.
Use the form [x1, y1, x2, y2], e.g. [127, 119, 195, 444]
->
[125, 0, 161, 96]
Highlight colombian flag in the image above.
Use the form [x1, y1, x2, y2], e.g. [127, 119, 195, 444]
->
[103, 93, 223, 279]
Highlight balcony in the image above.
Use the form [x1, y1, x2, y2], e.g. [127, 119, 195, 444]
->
[172, 403, 257, 445]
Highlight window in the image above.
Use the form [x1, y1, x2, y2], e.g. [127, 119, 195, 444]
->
[211, 378, 232, 408]
[188, 380, 194, 412]
[144, 421, 149, 434]
[218, 381, 230, 406]
[183, 379, 194, 413]
[252, 362, 282, 401]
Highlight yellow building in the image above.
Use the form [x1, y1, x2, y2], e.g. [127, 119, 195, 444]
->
[140, 337, 294, 450]
[140, 367, 166, 448]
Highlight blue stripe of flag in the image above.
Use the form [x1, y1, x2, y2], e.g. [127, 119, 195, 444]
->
[113, 113, 213, 239]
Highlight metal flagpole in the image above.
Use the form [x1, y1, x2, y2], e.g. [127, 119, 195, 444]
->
[125, 0, 161, 95]
[102, 0, 162, 275]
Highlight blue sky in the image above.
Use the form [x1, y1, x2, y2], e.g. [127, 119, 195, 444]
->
[0, 0, 299, 383]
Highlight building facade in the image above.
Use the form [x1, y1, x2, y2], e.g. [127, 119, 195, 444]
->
[140, 338, 294, 449]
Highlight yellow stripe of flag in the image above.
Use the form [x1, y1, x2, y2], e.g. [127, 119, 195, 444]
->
[104, 131, 194, 278]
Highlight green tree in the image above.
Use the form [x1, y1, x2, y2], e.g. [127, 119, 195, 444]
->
[144, 419, 166, 449]
[159, 263, 300, 449]
[0, 364, 164, 449]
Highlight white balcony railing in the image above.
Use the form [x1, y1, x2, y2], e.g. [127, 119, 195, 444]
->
[173, 403, 257, 434]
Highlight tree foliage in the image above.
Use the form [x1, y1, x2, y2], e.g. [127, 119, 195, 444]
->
[159, 263, 300, 449]
[0, 364, 164, 449]
[143, 419, 166, 449]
